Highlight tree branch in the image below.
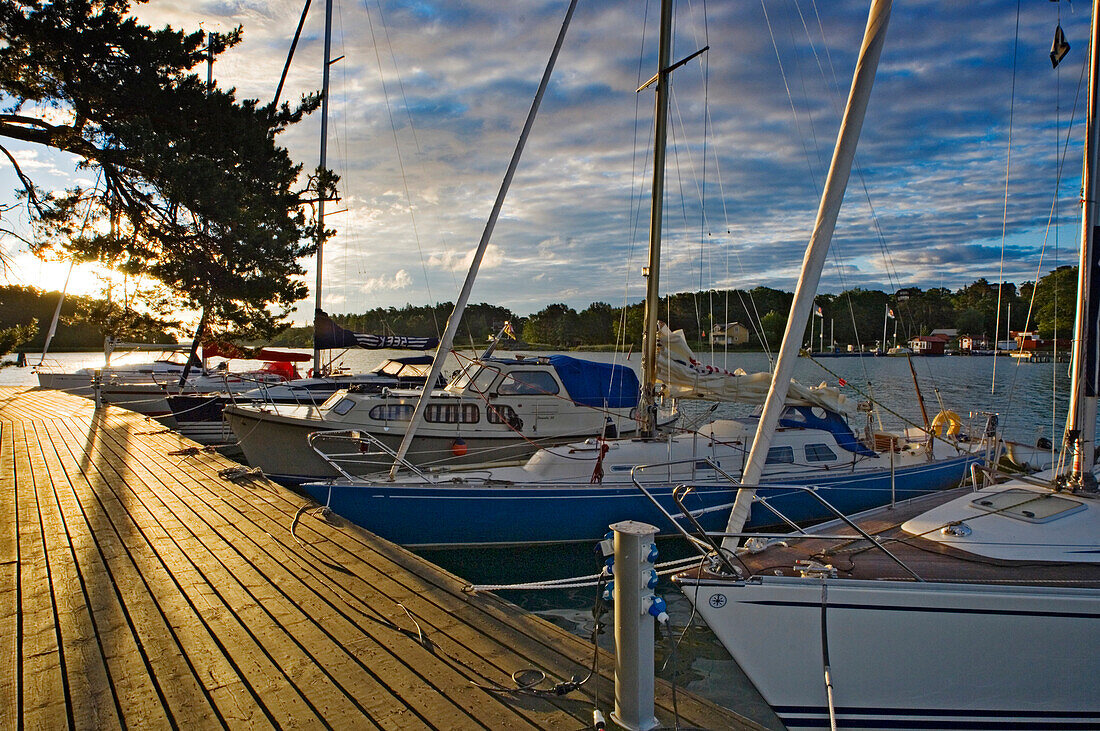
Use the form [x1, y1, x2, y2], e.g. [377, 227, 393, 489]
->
[0, 142, 42, 214]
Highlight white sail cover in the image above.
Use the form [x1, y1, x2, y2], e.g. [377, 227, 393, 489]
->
[656, 325, 854, 414]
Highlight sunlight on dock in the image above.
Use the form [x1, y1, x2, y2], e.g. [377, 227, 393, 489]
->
[0, 386, 757, 729]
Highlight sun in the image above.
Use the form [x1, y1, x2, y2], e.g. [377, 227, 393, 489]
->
[10, 252, 130, 299]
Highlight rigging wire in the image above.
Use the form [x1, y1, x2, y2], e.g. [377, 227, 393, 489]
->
[990, 0, 1023, 399]
[681, 0, 773, 363]
[618, 0, 656, 369]
[990, 1, 1087, 458]
[360, 0, 442, 337]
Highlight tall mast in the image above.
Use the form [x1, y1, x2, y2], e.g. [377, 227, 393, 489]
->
[1068, 0, 1100, 485]
[639, 0, 675, 438]
[722, 0, 891, 545]
[313, 0, 334, 376]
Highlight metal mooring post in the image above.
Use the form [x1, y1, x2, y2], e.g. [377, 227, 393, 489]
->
[610, 520, 663, 731]
[92, 369, 103, 409]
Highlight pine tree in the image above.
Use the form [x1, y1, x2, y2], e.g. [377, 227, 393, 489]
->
[0, 0, 328, 338]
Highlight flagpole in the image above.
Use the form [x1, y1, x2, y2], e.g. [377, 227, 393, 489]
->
[818, 306, 824, 354]
[882, 303, 889, 354]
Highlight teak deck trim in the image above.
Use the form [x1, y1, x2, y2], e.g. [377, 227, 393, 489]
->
[0, 386, 760, 729]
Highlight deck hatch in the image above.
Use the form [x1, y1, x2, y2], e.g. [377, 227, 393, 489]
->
[970, 489, 1086, 523]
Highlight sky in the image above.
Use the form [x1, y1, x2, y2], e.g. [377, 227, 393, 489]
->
[0, 0, 1092, 327]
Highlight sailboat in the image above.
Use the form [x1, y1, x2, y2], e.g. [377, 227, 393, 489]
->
[675, 3, 1100, 729]
[295, 0, 990, 548]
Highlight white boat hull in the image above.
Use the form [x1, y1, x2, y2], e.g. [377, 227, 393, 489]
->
[224, 403, 624, 480]
[678, 575, 1100, 730]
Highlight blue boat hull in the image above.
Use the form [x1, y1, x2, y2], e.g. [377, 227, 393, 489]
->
[302, 453, 985, 547]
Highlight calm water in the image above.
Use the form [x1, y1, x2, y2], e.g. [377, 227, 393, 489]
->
[3, 348, 1077, 728]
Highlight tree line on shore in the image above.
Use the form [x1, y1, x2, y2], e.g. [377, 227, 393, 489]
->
[0, 266, 1076, 354]
[265, 268, 1074, 350]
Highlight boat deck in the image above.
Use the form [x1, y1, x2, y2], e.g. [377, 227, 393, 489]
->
[0, 386, 758, 729]
[716, 485, 1100, 585]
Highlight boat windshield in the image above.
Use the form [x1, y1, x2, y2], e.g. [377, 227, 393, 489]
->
[448, 365, 499, 394]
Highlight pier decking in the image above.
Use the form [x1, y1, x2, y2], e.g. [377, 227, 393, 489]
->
[0, 387, 758, 729]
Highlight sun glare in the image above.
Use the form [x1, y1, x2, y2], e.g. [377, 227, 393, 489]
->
[11, 252, 125, 299]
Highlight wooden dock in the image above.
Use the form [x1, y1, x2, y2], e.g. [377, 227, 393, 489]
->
[0, 387, 759, 729]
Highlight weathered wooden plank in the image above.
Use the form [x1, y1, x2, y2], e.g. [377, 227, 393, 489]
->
[26, 419, 125, 730]
[123, 422, 585, 716]
[44, 414, 299, 729]
[33, 417, 199, 728]
[13, 418, 71, 729]
[0, 422, 21, 729]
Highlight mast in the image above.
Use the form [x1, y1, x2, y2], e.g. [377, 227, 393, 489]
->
[1068, 0, 1100, 485]
[388, 0, 579, 479]
[313, 0, 334, 376]
[722, 0, 892, 546]
[639, 0, 675, 439]
[39, 264, 74, 366]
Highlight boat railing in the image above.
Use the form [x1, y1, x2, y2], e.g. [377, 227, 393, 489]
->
[630, 458, 923, 581]
[31, 357, 66, 374]
[307, 429, 432, 481]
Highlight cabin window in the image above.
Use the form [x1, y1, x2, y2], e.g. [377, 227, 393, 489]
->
[425, 403, 480, 424]
[805, 443, 837, 462]
[331, 398, 356, 416]
[378, 360, 404, 376]
[448, 367, 475, 390]
[765, 446, 794, 464]
[450, 366, 500, 394]
[368, 404, 414, 421]
[473, 368, 500, 393]
[487, 404, 522, 429]
[497, 370, 559, 396]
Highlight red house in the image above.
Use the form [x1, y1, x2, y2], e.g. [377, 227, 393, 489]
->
[908, 334, 948, 356]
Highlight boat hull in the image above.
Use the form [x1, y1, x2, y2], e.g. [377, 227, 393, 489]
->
[224, 404, 616, 481]
[301, 452, 981, 547]
[676, 575, 1100, 731]
[35, 371, 95, 396]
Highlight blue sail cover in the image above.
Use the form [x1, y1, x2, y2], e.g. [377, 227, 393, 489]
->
[549, 355, 639, 409]
[314, 310, 439, 351]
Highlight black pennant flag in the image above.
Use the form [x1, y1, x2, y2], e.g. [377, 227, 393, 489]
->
[1051, 24, 1070, 69]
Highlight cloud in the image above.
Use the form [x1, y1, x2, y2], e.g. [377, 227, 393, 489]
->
[3, 0, 1088, 325]
[363, 268, 413, 291]
[426, 243, 504, 272]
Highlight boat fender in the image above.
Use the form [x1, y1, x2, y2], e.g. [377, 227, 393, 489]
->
[451, 438, 468, 457]
[931, 410, 962, 438]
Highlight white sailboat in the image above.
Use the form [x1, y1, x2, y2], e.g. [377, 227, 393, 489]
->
[294, 0, 991, 548]
[676, 3, 1100, 728]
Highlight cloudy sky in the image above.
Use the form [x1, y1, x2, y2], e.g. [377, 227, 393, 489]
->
[1, 0, 1091, 325]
